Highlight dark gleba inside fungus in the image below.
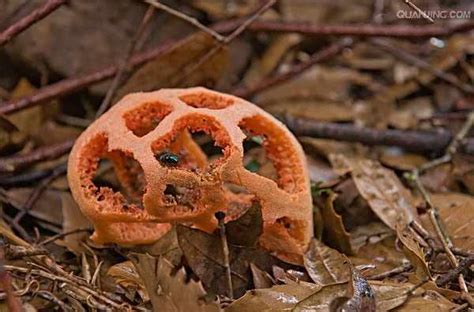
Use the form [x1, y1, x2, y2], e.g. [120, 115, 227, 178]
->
[68, 87, 313, 263]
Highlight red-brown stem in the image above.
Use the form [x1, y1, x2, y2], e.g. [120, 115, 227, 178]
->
[0, 140, 74, 173]
[232, 38, 353, 98]
[219, 19, 474, 38]
[0, 0, 67, 46]
[0, 245, 22, 311]
[0, 39, 180, 115]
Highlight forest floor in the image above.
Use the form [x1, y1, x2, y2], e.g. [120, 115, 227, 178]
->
[0, 0, 473, 311]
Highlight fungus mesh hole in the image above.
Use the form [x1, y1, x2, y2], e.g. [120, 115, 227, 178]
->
[239, 115, 306, 193]
[179, 92, 234, 109]
[123, 101, 172, 137]
[78, 134, 146, 210]
[151, 114, 230, 172]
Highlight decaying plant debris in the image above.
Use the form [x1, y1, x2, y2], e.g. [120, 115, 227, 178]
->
[0, 0, 473, 311]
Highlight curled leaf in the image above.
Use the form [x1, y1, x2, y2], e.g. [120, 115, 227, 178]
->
[304, 239, 351, 286]
[329, 155, 418, 230]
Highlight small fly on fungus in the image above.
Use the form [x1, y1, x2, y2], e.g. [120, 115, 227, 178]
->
[158, 152, 180, 167]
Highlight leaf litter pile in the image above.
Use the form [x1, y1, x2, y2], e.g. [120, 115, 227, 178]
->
[0, 0, 474, 311]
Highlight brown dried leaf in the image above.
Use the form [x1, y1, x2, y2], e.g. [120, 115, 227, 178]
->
[57, 193, 92, 253]
[370, 281, 412, 311]
[425, 192, 474, 251]
[250, 263, 275, 289]
[243, 34, 301, 87]
[380, 153, 428, 171]
[176, 225, 290, 297]
[350, 235, 407, 276]
[329, 155, 418, 230]
[304, 239, 351, 286]
[5, 188, 63, 232]
[130, 254, 221, 312]
[227, 280, 414, 312]
[226, 282, 343, 312]
[225, 202, 263, 247]
[317, 192, 354, 255]
[107, 260, 148, 301]
[130, 227, 183, 267]
[3, 0, 188, 94]
[265, 101, 354, 123]
[396, 226, 431, 281]
[116, 32, 228, 100]
[394, 290, 458, 311]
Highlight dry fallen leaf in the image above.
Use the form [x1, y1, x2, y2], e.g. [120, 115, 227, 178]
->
[424, 192, 474, 251]
[329, 155, 418, 230]
[130, 254, 221, 312]
[316, 191, 354, 255]
[176, 225, 290, 298]
[227, 279, 416, 311]
[396, 226, 432, 281]
[225, 203, 263, 247]
[115, 32, 228, 100]
[56, 192, 93, 253]
[106, 260, 149, 301]
[304, 239, 351, 286]
[394, 290, 458, 311]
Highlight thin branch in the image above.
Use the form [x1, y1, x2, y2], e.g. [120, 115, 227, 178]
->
[12, 163, 67, 239]
[95, 5, 155, 117]
[0, 140, 73, 173]
[407, 112, 474, 297]
[38, 228, 91, 246]
[143, 0, 224, 42]
[233, 38, 353, 98]
[0, 243, 22, 311]
[0, 168, 53, 187]
[174, 0, 276, 86]
[371, 38, 474, 94]
[436, 256, 474, 286]
[215, 19, 474, 38]
[0, 0, 67, 46]
[403, 0, 434, 23]
[281, 115, 474, 155]
[215, 212, 233, 299]
[0, 19, 240, 115]
[366, 263, 412, 280]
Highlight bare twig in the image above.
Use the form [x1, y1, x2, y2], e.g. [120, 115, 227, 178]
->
[0, 140, 73, 173]
[418, 112, 474, 173]
[95, 5, 155, 117]
[0, 244, 22, 311]
[215, 19, 474, 38]
[407, 112, 474, 298]
[403, 0, 434, 23]
[4, 245, 48, 260]
[367, 263, 412, 280]
[12, 163, 67, 238]
[143, 0, 224, 42]
[282, 115, 474, 155]
[38, 228, 91, 246]
[436, 256, 474, 286]
[1, 19, 473, 115]
[233, 38, 353, 98]
[0, 0, 67, 46]
[215, 212, 233, 299]
[0, 38, 181, 115]
[0, 18, 241, 115]
[371, 39, 474, 94]
[0, 168, 53, 187]
[174, 0, 276, 86]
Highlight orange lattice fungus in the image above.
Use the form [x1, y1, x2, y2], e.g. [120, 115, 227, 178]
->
[68, 88, 313, 263]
